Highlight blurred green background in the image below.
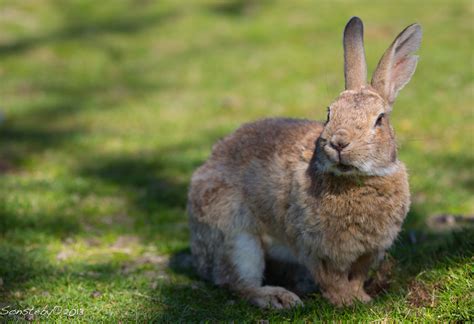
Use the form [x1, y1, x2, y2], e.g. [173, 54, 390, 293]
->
[0, 0, 472, 321]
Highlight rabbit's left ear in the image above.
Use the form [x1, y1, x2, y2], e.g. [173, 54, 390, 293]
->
[371, 23, 422, 107]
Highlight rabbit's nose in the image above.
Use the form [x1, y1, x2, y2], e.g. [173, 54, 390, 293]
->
[330, 132, 350, 152]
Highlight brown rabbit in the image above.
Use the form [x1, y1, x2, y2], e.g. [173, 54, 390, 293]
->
[187, 17, 421, 308]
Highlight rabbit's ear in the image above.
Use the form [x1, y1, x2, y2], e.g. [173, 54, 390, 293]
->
[371, 23, 422, 106]
[343, 17, 368, 90]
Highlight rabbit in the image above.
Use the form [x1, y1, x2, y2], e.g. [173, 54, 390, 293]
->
[187, 17, 421, 308]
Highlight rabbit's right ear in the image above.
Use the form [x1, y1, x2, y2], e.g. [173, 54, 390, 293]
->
[371, 24, 422, 107]
[343, 17, 368, 90]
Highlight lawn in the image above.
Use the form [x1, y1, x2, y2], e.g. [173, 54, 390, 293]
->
[0, 0, 472, 321]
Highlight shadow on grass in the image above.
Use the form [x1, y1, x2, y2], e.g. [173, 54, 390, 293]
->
[77, 131, 224, 240]
[0, 65, 168, 170]
[0, 244, 53, 303]
[0, 3, 177, 57]
[0, 198, 81, 239]
[0, 128, 75, 170]
[207, 0, 271, 17]
[80, 156, 189, 212]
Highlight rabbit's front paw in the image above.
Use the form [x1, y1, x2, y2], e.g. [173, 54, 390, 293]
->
[248, 286, 303, 309]
[322, 290, 356, 307]
[354, 289, 372, 303]
[349, 279, 372, 303]
[323, 288, 372, 307]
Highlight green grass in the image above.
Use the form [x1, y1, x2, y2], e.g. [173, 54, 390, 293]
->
[0, 0, 473, 321]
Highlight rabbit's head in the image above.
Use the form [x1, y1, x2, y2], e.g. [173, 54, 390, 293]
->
[314, 17, 422, 176]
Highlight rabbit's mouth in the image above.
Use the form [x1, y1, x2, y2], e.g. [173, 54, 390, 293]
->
[336, 163, 356, 173]
[333, 162, 357, 175]
[328, 162, 359, 176]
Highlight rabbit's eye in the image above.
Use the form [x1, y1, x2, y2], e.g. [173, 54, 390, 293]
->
[375, 113, 385, 127]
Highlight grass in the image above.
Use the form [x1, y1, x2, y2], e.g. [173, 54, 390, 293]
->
[0, 0, 472, 321]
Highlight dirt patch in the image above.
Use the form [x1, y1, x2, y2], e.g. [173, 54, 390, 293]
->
[406, 280, 440, 308]
[56, 249, 74, 261]
[101, 213, 134, 226]
[120, 252, 169, 276]
[365, 256, 396, 297]
[111, 235, 140, 250]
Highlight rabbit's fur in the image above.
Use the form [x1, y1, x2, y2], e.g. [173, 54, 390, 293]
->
[188, 17, 421, 308]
